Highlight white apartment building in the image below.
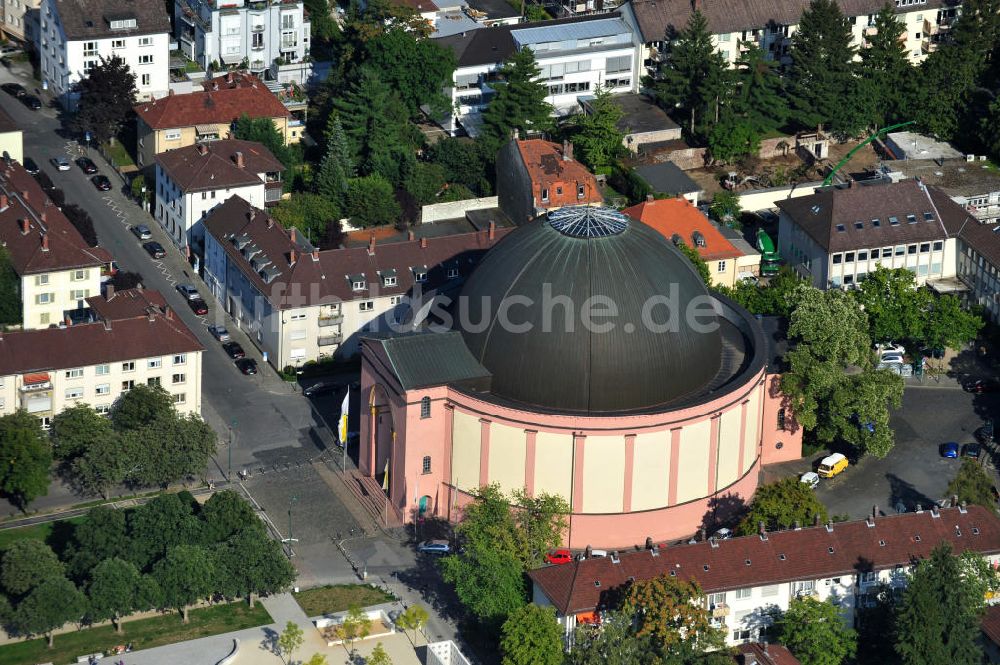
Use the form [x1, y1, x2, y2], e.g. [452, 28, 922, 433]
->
[0, 160, 112, 329]
[530, 504, 1000, 647]
[154, 139, 284, 253]
[174, 0, 312, 85]
[776, 179, 961, 289]
[437, 13, 641, 136]
[0, 287, 203, 428]
[202, 196, 511, 370]
[621, 0, 961, 75]
[39, 0, 171, 110]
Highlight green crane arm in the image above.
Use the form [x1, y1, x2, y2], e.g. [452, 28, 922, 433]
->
[821, 121, 916, 186]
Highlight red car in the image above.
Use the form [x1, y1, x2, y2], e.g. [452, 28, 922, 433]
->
[187, 298, 208, 315]
[545, 549, 573, 565]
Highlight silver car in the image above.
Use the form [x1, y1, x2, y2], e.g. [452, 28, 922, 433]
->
[417, 539, 450, 555]
[51, 155, 70, 171]
[208, 325, 230, 342]
[130, 224, 152, 241]
[176, 284, 200, 301]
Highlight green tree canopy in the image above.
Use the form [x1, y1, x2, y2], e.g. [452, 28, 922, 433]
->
[733, 42, 789, 134]
[858, 3, 911, 127]
[233, 114, 294, 169]
[70, 431, 133, 499]
[426, 138, 492, 195]
[278, 620, 305, 664]
[566, 609, 650, 665]
[50, 404, 114, 462]
[947, 459, 997, 512]
[737, 477, 829, 535]
[202, 490, 262, 543]
[87, 557, 149, 633]
[480, 48, 554, 150]
[567, 86, 625, 172]
[216, 527, 296, 606]
[623, 574, 722, 651]
[271, 193, 340, 246]
[65, 505, 128, 582]
[717, 268, 804, 317]
[499, 603, 564, 665]
[707, 117, 760, 165]
[0, 539, 64, 597]
[0, 247, 21, 325]
[153, 544, 216, 623]
[0, 410, 52, 508]
[110, 384, 174, 431]
[346, 175, 402, 228]
[72, 55, 138, 144]
[363, 28, 456, 118]
[12, 576, 86, 647]
[709, 190, 742, 225]
[315, 115, 353, 211]
[773, 596, 857, 665]
[440, 539, 528, 628]
[127, 493, 204, 571]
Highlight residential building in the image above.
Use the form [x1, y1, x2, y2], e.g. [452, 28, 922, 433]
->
[625, 196, 759, 287]
[940, 203, 1000, 322]
[173, 0, 312, 85]
[882, 159, 1000, 225]
[529, 504, 1000, 647]
[154, 139, 284, 252]
[776, 180, 960, 289]
[133, 72, 293, 170]
[496, 139, 603, 225]
[3, 0, 40, 43]
[39, 0, 171, 109]
[733, 644, 801, 665]
[0, 287, 203, 427]
[428, 0, 520, 38]
[0, 106, 23, 164]
[620, 0, 961, 75]
[202, 196, 512, 369]
[884, 131, 964, 161]
[438, 13, 641, 136]
[635, 161, 701, 205]
[0, 159, 112, 329]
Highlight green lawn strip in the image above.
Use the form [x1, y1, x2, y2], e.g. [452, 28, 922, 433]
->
[102, 141, 135, 167]
[293, 584, 396, 617]
[0, 516, 84, 551]
[0, 601, 272, 665]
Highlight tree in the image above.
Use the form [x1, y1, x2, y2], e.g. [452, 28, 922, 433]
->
[857, 3, 911, 127]
[0, 410, 52, 508]
[128, 493, 204, 571]
[855, 582, 899, 665]
[709, 190, 741, 226]
[736, 477, 829, 535]
[278, 620, 305, 664]
[895, 543, 985, 665]
[404, 162, 450, 205]
[0, 540, 64, 597]
[733, 42, 789, 134]
[271, 193, 340, 245]
[12, 576, 85, 647]
[202, 490, 261, 543]
[773, 596, 856, 665]
[64, 505, 128, 582]
[345, 175, 402, 228]
[707, 117, 760, 164]
[70, 431, 132, 498]
[71, 55, 137, 144]
[0, 247, 20, 325]
[716, 268, 804, 317]
[61, 204, 99, 248]
[568, 86, 624, 173]
[303, 655, 329, 665]
[315, 116, 353, 210]
[440, 542, 527, 627]
[851, 266, 926, 344]
[304, 0, 338, 45]
[233, 114, 294, 169]
[426, 138, 492, 195]
[654, 10, 731, 137]
[623, 574, 721, 651]
[50, 404, 114, 461]
[948, 459, 997, 511]
[499, 603, 563, 665]
[367, 643, 392, 665]
[786, 0, 858, 131]
[128, 415, 216, 488]
[566, 609, 649, 665]
[363, 29, 455, 118]
[216, 527, 296, 607]
[110, 384, 174, 431]
[480, 48, 553, 149]
[674, 241, 711, 286]
[395, 604, 428, 641]
[922, 292, 982, 351]
[109, 270, 143, 291]
[153, 544, 216, 623]
[87, 557, 146, 633]
[340, 605, 372, 653]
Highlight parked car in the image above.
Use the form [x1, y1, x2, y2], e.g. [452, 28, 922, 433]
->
[1, 82, 26, 97]
[303, 381, 338, 397]
[876, 342, 905, 357]
[50, 155, 70, 171]
[223, 342, 246, 359]
[941, 442, 960, 458]
[187, 298, 208, 315]
[817, 453, 849, 478]
[143, 241, 166, 259]
[235, 358, 258, 375]
[131, 224, 152, 240]
[963, 443, 982, 459]
[965, 379, 1000, 393]
[800, 471, 820, 489]
[175, 284, 200, 300]
[879, 353, 904, 364]
[76, 157, 98, 174]
[91, 175, 111, 191]
[545, 549, 573, 565]
[417, 539, 450, 555]
[208, 325, 230, 342]
[22, 157, 39, 175]
[23, 95, 41, 110]
[712, 528, 733, 540]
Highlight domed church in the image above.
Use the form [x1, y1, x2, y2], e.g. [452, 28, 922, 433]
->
[359, 206, 801, 548]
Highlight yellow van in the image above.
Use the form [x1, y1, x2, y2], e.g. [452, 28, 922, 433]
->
[817, 453, 848, 478]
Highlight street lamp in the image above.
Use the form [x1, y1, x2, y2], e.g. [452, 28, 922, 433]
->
[227, 418, 237, 483]
[284, 495, 299, 546]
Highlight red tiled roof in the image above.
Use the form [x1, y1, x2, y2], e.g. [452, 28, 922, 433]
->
[134, 75, 290, 130]
[85, 287, 167, 321]
[734, 643, 801, 665]
[202, 197, 513, 310]
[529, 505, 1000, 616]
[154, 140, 283, 193]
[515, 140, 603, 209]
[0, 161, 108, 275]
[984, 605, 1000, 646]
[624, 197, 743, 261]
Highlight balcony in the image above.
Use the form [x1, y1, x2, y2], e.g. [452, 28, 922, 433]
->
[318, 314, 343, 327]
[250, 59, 266, 71]
[318, 333, 343, 346]
[710, 604, 730, 618]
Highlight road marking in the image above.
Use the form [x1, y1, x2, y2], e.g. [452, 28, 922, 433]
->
[63, 140, 83, 158]
[100, 194, 132, 230]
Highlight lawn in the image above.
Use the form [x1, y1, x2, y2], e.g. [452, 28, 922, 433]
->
[0, 517, 84, 552]
[293, 584, 396, 617]
[0, 601, 272, 665]
[102, 140, 135, 168]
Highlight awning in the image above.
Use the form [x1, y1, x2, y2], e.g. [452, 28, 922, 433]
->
[23, 372, 50, 385]
[926, 276, 969, 294]
[194, 124, 219, 135]
[576, 611, 600, 625]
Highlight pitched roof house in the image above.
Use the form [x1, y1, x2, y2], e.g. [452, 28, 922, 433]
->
[497, 139, 603, 225]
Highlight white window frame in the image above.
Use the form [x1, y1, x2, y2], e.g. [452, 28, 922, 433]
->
[173, 354, 186, 365]
[65, 387, 84, 400]
[172, 373, 185, 385]
[164, 129, 181, 141]
[122, 361, 135, 372]
[64, 368, 84, 379]
[148, 358, 162, 369]
[359, 301, 374, 312]
[95, 383, 110, 396]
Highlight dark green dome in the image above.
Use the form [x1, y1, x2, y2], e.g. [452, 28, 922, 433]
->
[458, 206, 724, 414]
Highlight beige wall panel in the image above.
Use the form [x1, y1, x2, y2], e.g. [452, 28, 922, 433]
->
[489, 422, 527, 495]
[533, 432, 573, 502]
[743, 392, 760, 474]
[676, 420, 711, 503]
[631, 431, 670, 511]
[581, 435, 625, 514]
[717, 408, 743, 489]
[451, 410, 481, 492]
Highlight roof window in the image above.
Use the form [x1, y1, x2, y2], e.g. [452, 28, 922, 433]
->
[914, 535, 921, 542]
[811, 205, 821, 214]
[973, 527, 981, 535]
[836, 224, 846, 233]
[888, 216, 899, 226]
[703, 564, 709, 571]
[855, 221, 864, 230]
[669, 570, 676, 577]
[907, 214, 918, 224]
[778, 553, 786, 560]
[692, 231, 706, 247]
[745, 559, 751, 566]
[924, 211, 935, 221]
[872, 218, 882, 227]
[955, 526, 962, 537]
[879, 540, 886, 547]
[828, 547, 835, 554]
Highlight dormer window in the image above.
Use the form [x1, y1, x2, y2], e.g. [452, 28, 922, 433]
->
[413, 266, 428, 283]
[447, 267, 460, 279]
[381, 269, 397, 287]
[692, 231, 706, 247]
[348, 274, 366, 291]
[108, 16, 137, 30]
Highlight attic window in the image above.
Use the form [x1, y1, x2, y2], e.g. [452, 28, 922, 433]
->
[703, 564, 709, 571]
[914, 534, 921, 542]
[669, 570, 676, 577]
[811, 205, 821, 214]
[109, 17, 138, 30]
[888, 216, 899, 226]
[447, 267, 460, 279]
[854, 221, 864, 230]
[383, 275, 397, 287]
[923, 211, 935, 221]
[745, 559, 751, 566]
[594, 580, 601, 587]
[879, 540, 886, 547]
[692, 231, 706, 247]
[907, 214, 918, 224]
[872, 218, 882, 227]
[413, 267, 428, 283]
[973, 527, 981, 535]
[348, 274, 366, 291]
[828, 547, 835, 554]
[836, 224, 846, 233]
[778, 553, 786, 560]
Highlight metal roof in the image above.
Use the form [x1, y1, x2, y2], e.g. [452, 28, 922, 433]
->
[511, 17, 629, 45]
[377, 332, 491, 391]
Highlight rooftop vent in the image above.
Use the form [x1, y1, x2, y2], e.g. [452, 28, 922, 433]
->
[745, 559, 751, 566]
[914, 534, 922, 542]
[703, 564, 709, 571]
[828, 547, 834, 554]
[973, 527, 981, 535]
[709, 538, 718, 549]
[610, 552, 620, 564]
[594, 580, 601, 588]
[879, 539, 886, 547]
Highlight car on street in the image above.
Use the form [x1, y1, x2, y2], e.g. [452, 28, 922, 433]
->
[800, 471, 820, 489]
[965, 379, 1000, 393]
[235, 358, 258, 375]
[208, 325, 230, 342]
[417, 539, 450, 555]
[545, 549, 573, 565]
[23, 95, 41, 110]
[51, 155, 70, 171]
[176, 284, 200, 300]
[76, 157, 98, 174]
[131, 224, 152, 241]
[91, 175, 111, 191]
[1, 82, 25, 97]
[223, 342, 246, 359]
[876, 342, 905, 357]
[22, 157, 38, 175]
[187, 298, 208, 315]
[941, 442, 960, 458]
[303, 381, 337, 397]
[0, 46, 21, 56]
[143, 241, 166, 259]
[963, 443, 982, 459]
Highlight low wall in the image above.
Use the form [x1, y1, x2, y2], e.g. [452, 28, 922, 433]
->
[737, 181, 823, 212]
[420, 196, 498, 224]
[663, 147, 708, 170]
[427, 640, 474, 665]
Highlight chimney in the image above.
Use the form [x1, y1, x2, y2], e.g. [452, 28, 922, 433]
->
[848, 179, 855, 189]
[562, 140, 573, 161]
[646, 193, 654, 202]
[960, 500, 968, 514]
[147, 308, 155, 322]
[420, 237, 428, 249]
[105, 285, 115, 301]
[407, 230, 415, 241]
[289, 249, 297, 266]
[290, 227, 297, 243]
[931, 504, 940, 518]
[645, 536, 654, 550]
[234, 151, 245, 169]
[0, 194, 7, 209]
[40, 233, 48, 251]
[197, 143, 208, 156]
[164, 305, 174, 320]
[873, 505, 879, 520]
[951, 494, 959, 508]
[64, 314, 71, 327]
[40, 211, 46, 222]
[311, 249, 319, 262]
[267, 217, 274, 229]
[168, 88, 174, 96]
[368, 233, 376, 255]
[103, 318, 112, 331]
[18, 218, 28, 234]
[758, 522, 767, 541]
[814, 513, 822, 526]
[915, 503, 923, 513]
[488, 220, 496, 240]
[248, 210, 256, 222]
[825, 519, 833, 533]
[21, 190, 27, 202]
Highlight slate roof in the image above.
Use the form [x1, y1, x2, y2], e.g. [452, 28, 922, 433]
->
[134, 76, 290, 131]
[155, 140, 283, 193]
[626, 0, 958, 44]
[202, 196, 512, 310]
[775, 180, 962, 253]
[635, 162, 701, 196]
[368, 331, 491, 390]
[625, 197, 741, 261]
[54, 0, 171, 40]
[939, 201, 1000, 268]
[529, 505, 1000, 616]
[0, 160, 109, 275]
